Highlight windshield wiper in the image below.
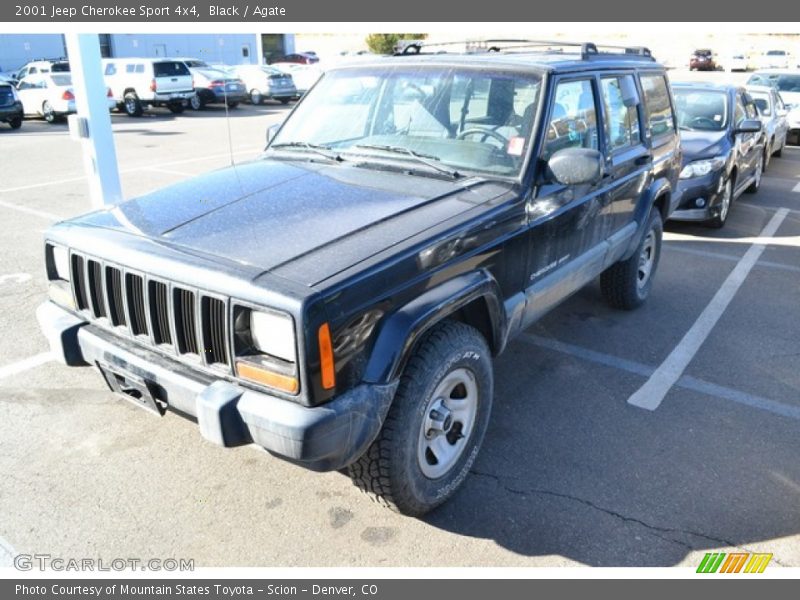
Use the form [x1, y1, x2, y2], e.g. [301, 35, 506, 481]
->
[269, 141, 343, 162]
[351, 144, 462, 179]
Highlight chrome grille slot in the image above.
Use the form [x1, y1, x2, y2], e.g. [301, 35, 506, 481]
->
[87, 259, 106, 318]
[125, 273, 148, 336]
[149, 280, 172, 346]
[173, 287, 199, 355]
[201, 296, 228, 366]
[71, 254, 89, 311]
[105, 266, 126, 327]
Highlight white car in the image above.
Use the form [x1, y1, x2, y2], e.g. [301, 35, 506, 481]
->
[102, 58, 195, 117]
[16, 73, 115, 124]
[270, 63, 323, 97]
[728, 53, 751, 72]
[225, 65, 297, 105]
[747, 70, 800, 145]
[757, 50, 790, 70]
[747, 84, 790, 165]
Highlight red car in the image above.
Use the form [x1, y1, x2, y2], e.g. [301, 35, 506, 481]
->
[690, 49, 717, 71]
[269, 52, 319, 65]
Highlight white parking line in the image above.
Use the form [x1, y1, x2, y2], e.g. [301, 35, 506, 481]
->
[521, 334, 800, 421]
[0, 352, 54, 381]
[628, 208, 789, 411]
[0, 175, 88, 194]
[139, 166, 195, 178]
[0, 273, 32, 285]
[0, 535, 16, 567]
[793, 182, 800, 193]
[667, 245, 800, 275]
[0, 199, 61, 221]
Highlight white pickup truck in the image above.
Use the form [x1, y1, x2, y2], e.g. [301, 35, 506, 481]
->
[102, 58, 195, 116]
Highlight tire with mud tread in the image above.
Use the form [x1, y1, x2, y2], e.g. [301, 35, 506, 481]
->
[349, 321, 493, 516]
[600, 208, 663, 310]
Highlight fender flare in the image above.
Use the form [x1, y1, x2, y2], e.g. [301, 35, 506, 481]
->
[362, 270, 506, 385]
[623, 177, 672, 260]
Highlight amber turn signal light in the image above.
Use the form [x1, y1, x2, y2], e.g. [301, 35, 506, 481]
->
[318, 323, 335, 390]
[236, 360, 299, 394]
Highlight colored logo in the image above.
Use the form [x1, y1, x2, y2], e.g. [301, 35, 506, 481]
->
[697, 552, 772, 573]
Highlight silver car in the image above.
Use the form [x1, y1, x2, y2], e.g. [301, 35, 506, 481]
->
[746, 84, 790, 167]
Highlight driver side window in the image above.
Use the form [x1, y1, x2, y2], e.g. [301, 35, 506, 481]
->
[734, 95, 746, 126]
[541, 79, 599, 160]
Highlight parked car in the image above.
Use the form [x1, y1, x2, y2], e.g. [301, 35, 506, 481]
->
[747, 70, 800, 144]
[728, 53, 752, 72]
[37, 41, 681, 516]
[11, 59, 70, 83]
[186, 67, 246, 110]
[0, 79, 23, 129]
[16, 72, 116, 124]
[671, 82, 765, 228]
[225, 65, 296, 104]
[746, 84, 790, 166]
[102, 58, 195, 116]
[270, 63, 323, 97]
[757, 50, 790, 70]
[689, 49, 718, 71]
[268, 52, 319, 65]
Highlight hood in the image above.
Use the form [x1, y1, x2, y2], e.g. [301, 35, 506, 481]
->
[679, 130, 730, 163]
[76, 158, 511, 286]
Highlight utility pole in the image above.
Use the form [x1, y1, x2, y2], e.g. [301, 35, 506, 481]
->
[64, 33, 123, 208]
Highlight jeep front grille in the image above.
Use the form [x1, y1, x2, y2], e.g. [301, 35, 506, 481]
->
[69, 252, 231, 371]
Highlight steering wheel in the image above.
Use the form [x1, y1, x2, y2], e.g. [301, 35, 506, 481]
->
[457, 127, 510, 145]
[690, 116, 718, 129]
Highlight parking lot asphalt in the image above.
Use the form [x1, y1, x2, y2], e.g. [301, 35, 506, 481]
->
[1, 80, 798, 568]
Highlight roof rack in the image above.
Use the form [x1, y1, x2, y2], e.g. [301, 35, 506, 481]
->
[393, 39, 654, 61]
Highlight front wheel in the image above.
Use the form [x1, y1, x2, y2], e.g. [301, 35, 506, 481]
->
[349, 321, 493, 516]
[189, 95, 203, 111]
[279, 98, 291, 105]
[601, 209, 663, 310]
[8, 116, 22, 129]
[226, 101, 239, 109]
[249, 89, 263, 105]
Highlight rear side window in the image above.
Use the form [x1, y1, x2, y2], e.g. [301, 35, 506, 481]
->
[640, 74, 675, 140]
[153, 62, 190, 78]
[51, 62, 70, 72]
[601, 76, 641, 152]
[104, 63, 117, 76]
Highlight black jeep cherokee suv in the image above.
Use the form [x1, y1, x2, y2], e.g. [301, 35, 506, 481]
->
[38, 41, 681, 516]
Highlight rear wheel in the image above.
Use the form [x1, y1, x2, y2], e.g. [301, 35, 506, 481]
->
[189, 94, 204, 110]
[226, 101, 239, 109]
[707, 177, 732, 229]
[746, 153, 764, 194]
[601, 208, 663, 310]
[349, 321, 493, 516]
[168, 102, 185, 114]
[279, 98, 291, 105]
[42, 101, 57, 124]
[249, 89, 263, 105]
[123, 92, 143, 117]
[8, 116, 22, 129]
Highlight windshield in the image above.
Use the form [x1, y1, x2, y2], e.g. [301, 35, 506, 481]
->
[748, 73, 800, 93]
[269, 66, 542, 178]
[674, 89, 729, 131]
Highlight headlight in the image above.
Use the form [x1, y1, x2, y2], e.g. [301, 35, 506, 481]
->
[250, 309, 296, 362]
[679, 155, 727, 179]
[50, 245, 70, 282]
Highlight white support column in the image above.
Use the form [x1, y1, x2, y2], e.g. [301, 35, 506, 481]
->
[64, 33, 123, 208]
[255, 33, 264, 65]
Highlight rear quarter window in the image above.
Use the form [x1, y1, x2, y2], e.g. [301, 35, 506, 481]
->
[153, 62, 191, 78]
[640, 73, 676, 140]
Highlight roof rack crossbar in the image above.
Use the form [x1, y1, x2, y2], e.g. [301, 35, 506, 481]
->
[393, 39, 653, 61]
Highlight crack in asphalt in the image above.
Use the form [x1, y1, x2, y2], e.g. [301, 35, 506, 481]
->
[469, 468, 788, 563]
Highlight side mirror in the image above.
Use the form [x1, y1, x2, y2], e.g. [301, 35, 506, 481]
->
[776, 108, 788, 117]
[265, 122, 281, 147]
[546, 147, 604, 186]
[734, 119, 762, 134]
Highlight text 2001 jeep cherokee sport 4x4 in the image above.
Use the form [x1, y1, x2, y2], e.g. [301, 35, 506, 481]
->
[38, 41, 681, 516]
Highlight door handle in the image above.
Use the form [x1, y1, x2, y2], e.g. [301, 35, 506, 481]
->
[634, 154, 652, 166]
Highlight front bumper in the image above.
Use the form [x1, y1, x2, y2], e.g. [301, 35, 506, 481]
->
[670, 170, 725, 222]
[209, 88, 247, 103]
[37, 301, 397, 472]
[0, 103, 23, 121]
